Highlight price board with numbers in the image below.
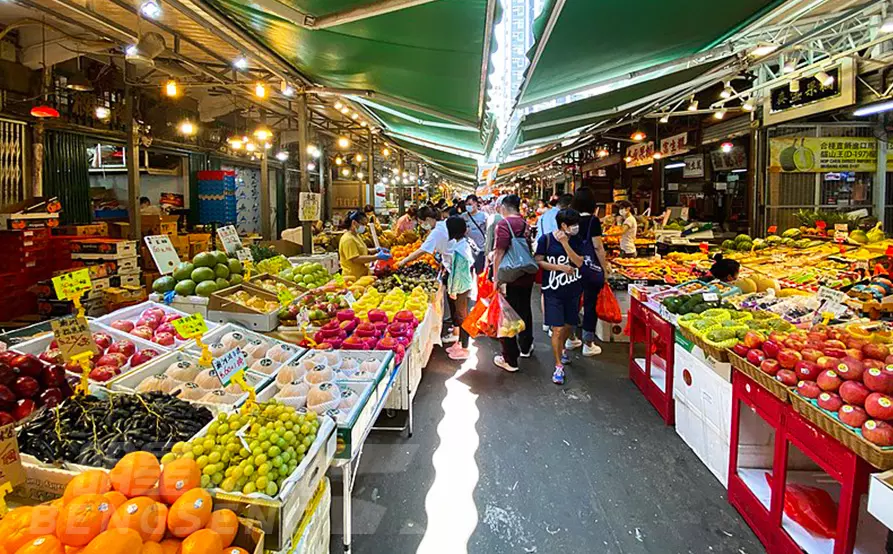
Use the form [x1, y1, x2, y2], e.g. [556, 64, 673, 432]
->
[171, 313, 208, 338]
[217, 225, 243, 255]
[50, 316, 99, 362]
[52, 269, 92, 300]
[144, 235, 182, 274]
[212, 347, 247, 386]
[236, 248, 253, 263]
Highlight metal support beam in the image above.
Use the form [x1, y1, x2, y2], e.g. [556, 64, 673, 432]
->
[299, 94, 313, 252]
[125, 64, 141, 241]
[367, 130, 374, 211]
[398, 151, 405, 214]
[876, 117, 887, 227]
[260, 150, 270, 239]
[311, 0, 441, 28]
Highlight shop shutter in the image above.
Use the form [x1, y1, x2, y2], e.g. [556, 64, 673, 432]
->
[701, 115, 753, 145]
[43, 131, 91, 224]
[0, 119, 27, 206]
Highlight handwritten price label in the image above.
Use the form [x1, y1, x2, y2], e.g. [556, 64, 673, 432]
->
[171, 313, 208, 338]
[144, 235, 181, 274]
[235, 248, 253, 263]
[52, 269, 92, 300]
[217, 225, 243, 255]
[50, 316, 98, 362]
[212, 347, 247, 386]
[343, 291, 356, 306]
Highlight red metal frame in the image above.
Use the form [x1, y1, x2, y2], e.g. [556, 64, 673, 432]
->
[628, 298, 675, 425]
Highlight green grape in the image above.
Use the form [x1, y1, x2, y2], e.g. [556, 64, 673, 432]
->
[250, 424, 261, 434]
[192, 444, 205, 456]
[172, 441, 187, 454]
[239, 448, 250, 458]
[283, 431, 296, 443]
[257, 463, 271, 476]
[182, 451, 195, 460]
[201, 474, 211, 488]
[277, 438, 288, 449]
[302, 436, 313, 447]
[280, 451, 291, 464]
[258, 431, 270, 443]
[243, 464, 255, 477]
[260, 441, 271, 451]
[228, 421, 241, 432]
[161, 453, 177, 465]
[202, 464, 217, 476]
[305, 410, 317, 421]
[269, 433, 280, 444]
[202, 438, 215, 450]
[248, 440, 260, 451]
[278, 412, 290, 422]
[231, 467, 243, 480]
[226, 443, 240, 454]
[284, 421, 294, 430]
[208, 451, 222, 464]
[296, 444, 307, 455]
[251, 448, 263, 458]
[211, 472, 224, 485]
[271, 455, 283, 467]
[242, 482, 256, 495]
[253, 454, 266, 466]
[265, 482, 278, 496]
[225, 467, 234, 478]
[208, 422, 220, 435]
[235, 476, 248, 489]
[196, 455, 210, 469]
[217, 412, 227, 422]
[268, 446, 281, 458]
[300, 423, 311, 435]
[255, 476, 268, 490]
[221, 477, 237, 492]
[297, 453, 305, 463]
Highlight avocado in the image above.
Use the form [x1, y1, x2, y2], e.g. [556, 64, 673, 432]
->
[229, 274, 244, 286]
[214, 263, 231, 279]
[194, 280, 218, 297]
[215, 277, 230, 290]
[227, 259, 243, 274]
[172, 262, 195, 281]
[214, 251, 228, 265]
[692, 303, 709, 314]
[152, 276, 176, 293]
[191, 266, 215, 283]
[193, 252, 217, 268]
[174, 279, 197, 296]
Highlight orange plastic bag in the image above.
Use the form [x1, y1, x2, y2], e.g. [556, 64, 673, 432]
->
[477, 272, 494, 299]
[462, 297, 489, 339]
[597, 286, 622, 324]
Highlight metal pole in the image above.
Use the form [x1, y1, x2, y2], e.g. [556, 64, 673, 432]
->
[398, 151, 406, 215]
[299, 94, 312, 252]
[875, 117, 887, 229]
[367, 130, 374, 212]
[260, 150, 270, 240]
[321, 146, 331, 221]
[124, 63, 141, 240]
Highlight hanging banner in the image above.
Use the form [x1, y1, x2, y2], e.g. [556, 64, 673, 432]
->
[660, 132, 689, 158]
[769, 137, 878, 173]
[711, 147, 748, 171]
[683, 155, 705, 178]
[625, 141, 654, 168]
[763, 59, 856, 126]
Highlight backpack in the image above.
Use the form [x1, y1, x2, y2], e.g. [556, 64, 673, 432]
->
[579, 216, 605, 287]
[497, 218, 539, 283]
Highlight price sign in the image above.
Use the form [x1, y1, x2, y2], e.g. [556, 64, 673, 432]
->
[235, 248, 253, 263]
[817, 286, 846, 304]
[212, 347, 247, 386]
[171, 313, 208, 338]
[343, 291, 356, 306]
[217, 226, 243, 255]
[50, 316, 99, 362]
[0, 423, 24, 491]
[703, 292, 719, 302]
[52, 268, 92, 300]
[144, 235, 181, 274]
[834, 223, 848, 244]
[699, 242, 709, 255]
[277, 288, 295, 305]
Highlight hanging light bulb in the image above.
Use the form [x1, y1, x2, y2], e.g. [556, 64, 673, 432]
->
[653, 152, 663, 160]
[233, 57, 248, 70]
[597, 148, 609, 158]
[815, 70, 834, 87]
[357, 171, 365, 180]
[254, 82, 267, 98]
[337, 137, 350, 149]
[246, 142, 257, 152]
[714, 108, 726, 120]
[164, 80, 178, 97]
[335, 156, 343, 166]
[361, 121, 368, 127]
[125, 45, 138, 57]
[340, 107, 350, 115]
[264, 142, 272, 150]
[139, 0, 161, 19]
[229, 138, 244, 150]
[659, 114, 670, 123]
[178, 120, 196, 136]
[688, 98, 699, 111]
[624, 156, 633, 163]
[341, 168, 350, 177]
[630, 130, 646, 142]
[355, 154, 363, 163]
[94, 106, 110, 120]
[351, 112, 359, 120]
[720, 81, 733, 99]
[253, 126, 272, 141]
[382, 147, 391, 157]
[721, 141, 734, 153]
[276, 151, 288, 161]
[334, 101, 343, 110]
[307, 162, 316, 171]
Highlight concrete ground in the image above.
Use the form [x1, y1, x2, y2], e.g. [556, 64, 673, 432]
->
[329, 305, 764, 554]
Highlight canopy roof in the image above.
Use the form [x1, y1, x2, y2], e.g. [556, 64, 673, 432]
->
[517, 0, 784, 108]
[389, 137, 479, 184]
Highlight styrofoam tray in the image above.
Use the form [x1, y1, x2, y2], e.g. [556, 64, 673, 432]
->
[251, 378, 374, 424]
[299, 349, 392, 384]
[95, 300, 219, 348]
[184, 323, 305, 379]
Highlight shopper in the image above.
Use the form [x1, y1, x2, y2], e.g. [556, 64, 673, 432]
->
[484, 196, 505, 257]
[339, 211, 390, 279]
[535, 208, 585, 385]
[535, 196, 559, 241]
[394, 205, 418, 235]
[572, 187, 610, 357]
[363, 204, 377, 225]
[462, 194, 487, 273]
[445, 216, 477, 361]
[710, 254, 741, 282]
[139, 197, 161, 216]
[616, 200, 638, 257]
[492, 194, 535, 372]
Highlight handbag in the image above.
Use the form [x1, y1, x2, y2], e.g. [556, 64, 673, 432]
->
[579, 216, 605, 288]
[496, 218, 539, 283]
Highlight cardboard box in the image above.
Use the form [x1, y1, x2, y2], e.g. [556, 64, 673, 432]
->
[189, 233, 211, 258]
[110, 274, 141, 288]
[171, 235, 190, 260]
[208, 285, 280, 331]
[105, 286, 147, 305]
[70, 239, 136, 257]
[54, 223, 108, 237]
[141, 214, 179, 236]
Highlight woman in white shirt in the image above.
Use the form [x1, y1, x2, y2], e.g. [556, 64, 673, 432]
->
[616, 200, 637, 257]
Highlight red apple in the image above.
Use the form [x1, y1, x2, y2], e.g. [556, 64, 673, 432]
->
[10, 354, 43, 378]
[797, 380, 821, 399]
[808, 330, 829, 342]
[63, 360, 84, 374]
[89, 366, 117, 382]
[840, 381, 871, 406]
[92, 332, 112, 350]
[801, 348, 823, 363]
[39, 349, 64, 365]
[823, 339, 847, 351]
[130, 326, 154, 340]
[40, 365, 66, 388]
[836, 358, 864, 381]
[828, 329, 847, 341]
[13, 376, 39, 399]
[761, 359, 781, 376]
[0, 364, 15, 388]
[817, 370, 843, 392]
[863, 420, 893, 446]
[0, 385, 16, 411]
[130, 349, 159, 367]
[152, 332, 175, 346]
[863, 343, 890, 361]
[38, 388, 63, 408]
[795, 360, 820, 381]
[108, 340, 136, 358]
[865, 368, 893, 394]
[822, 347, 847, 359]
[100, 353, 128, 368]
[746, 349, 766, 366]
[840, 405, 869, 427]
[768, 331, 790, 343]
[865, 393, 893, 420]
[136, 316, 160, 330]
[13, 399, 35, 421]
[776, 370, 798, 386]
[142, 307, 166, 320]
[762, 340, 781, 359]
[846, 338, 870, 351]
[784, 338, 806, 351]
[886, 354, 893, 366]
[163, 313, 182, 323]
[844, 348, 864, 362]
[110, 320, 135, 333]
[155, 322, 175, 336]
[817, 356, 841, 370]
[864, 359, 885, 371]
[777, 349, 802, 370]
[732, 343, 750, 357]
[818, 392, 844, 412]
[0, 412, 15, 427]
[743, 331, 765, 350]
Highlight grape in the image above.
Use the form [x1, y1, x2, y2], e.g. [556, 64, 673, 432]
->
[271, 455, 283, 467]
[280, 451, 291, 464]
[300, 423, 311, 435]
[201, 474, 211, 487]
[260, 441, 272, 451]
[231, 467, 243, 480]
[209, 451, 221, 464]
[268, 446, 281, 457]
[242, 482, 256, 494]
[302, 436, 313, 447]
[255, 476, 268, 489]
[265, 482, 278, 496]
[221, 477, 237, 492]
[172, 442, 187, 454]
[296, 444, 307, 455]
[228, 421, 241, 432]
[243, 464, 255, 476]
[182, 451, 195, 460]
[254, 454, 267, 466]
[192, 444, 205, 456]
[161, 453, 177, 465]
[211, 472, 224, 485]
[208, 422, 220, 435]
[277, 438, 288, 449]
[257, 463, 271, 476]
[202, 464, 217, 476]
[196, 455, 210, 469]
[284, 431, 296, 443]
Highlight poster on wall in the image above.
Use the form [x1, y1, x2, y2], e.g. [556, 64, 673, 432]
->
[299, 192, 322, 221]
[683, 155, 705, 178]
[711, 147, 747, 171]
[768, 137, 878, 173]
[625, 141, 654, 168]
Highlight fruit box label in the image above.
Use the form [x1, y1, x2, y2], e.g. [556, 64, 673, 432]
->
[50, 316, 99, 362]
[52, 268, 92, 300]
[172, 313, 208, 338]
[144, 235, 182, 275]
[0, 423, 25, 488]
[212, 347, 247, 386]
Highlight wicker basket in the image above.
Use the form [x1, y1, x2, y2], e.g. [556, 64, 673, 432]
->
[727, 350, 792, 403]
[678, 326, 729, 362]
[790, 393, 893, 470]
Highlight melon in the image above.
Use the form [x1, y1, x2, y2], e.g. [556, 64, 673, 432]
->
[191, 267, 215, 283]
[192, 252, 216, 268]
[172, 262, 195, 281]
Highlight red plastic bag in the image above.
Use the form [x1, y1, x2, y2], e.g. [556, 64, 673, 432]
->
[764, 474, 837, 538]
[481, 292, 501, 337]
[462, 297, 489, 339]
[596, 287, 622, 324]
[496, 293, 526, 338]
[477, 272, 494, 299]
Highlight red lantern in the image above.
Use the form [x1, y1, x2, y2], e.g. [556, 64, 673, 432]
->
[30, 105, 59, 118]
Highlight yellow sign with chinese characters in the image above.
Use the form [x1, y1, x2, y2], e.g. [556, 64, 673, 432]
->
[171, 313, 208, 338]
[52, 269, 92, 300]
[768, 137, 893, 173]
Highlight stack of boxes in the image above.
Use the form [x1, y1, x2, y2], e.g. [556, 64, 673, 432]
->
[197, 170, 236, 224]
[0, 228, 52, 320]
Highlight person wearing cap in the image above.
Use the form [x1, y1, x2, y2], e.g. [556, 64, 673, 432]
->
[339, 211, 390, 279]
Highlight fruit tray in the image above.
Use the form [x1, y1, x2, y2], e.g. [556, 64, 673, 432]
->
[186, 323, 305, 380]
[188, 411, 336, 550]
[245, 273, 309, 295]
[790, 392, 893, 470]
[727, 350, 792, 403]
[677, 325, 729, 363]
[251, 378, 375, 425]
[11, 321, 169, 385]
[208, 284, 280, 332]
[299, 349, 393, 387]
[94, 300, 219, 348]
[107, 350, 273, 408]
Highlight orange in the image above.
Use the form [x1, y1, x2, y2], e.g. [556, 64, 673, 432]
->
[0, 507, 34, 539]
[221, 548, 249, 554]
[29, 505, 60, 537]
[139, 542, 163, 554]
[81, 529, 142, 554]
[5, 504, 59, 554]
[158, 539, 180, 554]
[203, 511, 237, 548]
[158, 460, 200, 505]
[178, 530, 221, 554]
[110, 453, 161, 498]
[63, 547, 81, 554]
[102, 492, 128, 512]
[108, 498, 162, 543]
[149, 505, 167, 543]
[166, 489, 212, 538]
[13, 536, 64, 554]
[63, 472, 112, 504]
[55, 494, 114, 547]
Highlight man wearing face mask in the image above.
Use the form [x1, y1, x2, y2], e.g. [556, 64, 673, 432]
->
[461, 194, 487, 273]
[616, 200, 638, 257]
[534, 208, 585, 385]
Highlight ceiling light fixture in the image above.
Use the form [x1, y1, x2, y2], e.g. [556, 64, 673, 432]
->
[721, 141, 734, 153]
[630, 130, 646, 142]
[815, 70, 834, 87]
[624, 156, 633, 163]
[246, 142, 257, 152]
[307, 162, 316, 171]
[382, 147, 391, 157]
[854, 99, 893, 116]
[233, 57, 248, 70]
[665, 162, 685, 169]
[139, 0, 161, 18]
[720, 82, 733, 99]
[253, 126, 272, 141]
[597, 148, 609, 158]
[335, 156, 343, 166]
[334, 101, 343, 110]
[714, 108, 726, 120]
[280, 81, 294, 97]
[229, 138, 243, 150]
[94, 106, 110, 120]
[164, 80, 178, 97]
[178, 120, 196, 136]
[125, 45, 138, 57]
[357, 171, 365, 180]
[276, 151, 288, 161]
[688, 99, 699, 111]
[742, 98, 756, 112]
[254, 82, 267, 99]
[341, 168, 350, 177]
[652, 152, 663, 160]
[337, 137, 350, 149]
[659, 114, 670, 123]
[355, 154, 363, 163]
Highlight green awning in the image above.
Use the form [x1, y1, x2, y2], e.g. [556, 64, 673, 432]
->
[362, 101, 485, 155]
[389, 137, 479, 183]
[517, 0, 783, 107]
[517, 62, 728, 145]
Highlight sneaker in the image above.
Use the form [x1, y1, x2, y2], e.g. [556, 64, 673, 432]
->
[552, 365, 565, 385]
[494, 355, 519, 373]
[445, 342, 461, 355]
[565, 337, 583, 350]
[448, 346, 470, 360]
[441, 331, 459, 344]
[542, 325, 549, 332]
[520, 344, 534, 358]
[560, 351, 571, 365]
[583, 343, 602, 357]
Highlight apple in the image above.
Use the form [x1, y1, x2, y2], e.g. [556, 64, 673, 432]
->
[130, 326, 154, 340]
[817, 370, 843, 392]
[818, 392, 844, 412]
[761, 359, 781, 376]
[110, 320, 135, 332]
[822, 347, 847, 359]
[732, 343, 750, 357]
[143, 307, 167, 320]
[777, 349, 802, 370]
[154, 322, 175, 335]
[863, 343, 890, 361]
[746, 349, 766, 366]
[776, 370, 798, 386]
[10, 354, 43, 378]
[39, 349, 64, 365]
[768, 331, 790, 343]
[38, 388, 63, 408]
[108, 340, 137, 358]
[762, 340, 781, 359]
[836, 358, 864, 381]
[102, 353, 129, 368]
[13, 376, 39, 399]
[0, 412, 15, 427]
[0, 352, 16, 365]
[863, 420, 893, 446]
[0, 385, 16, 411]
[844, 348, 864, 362]
[847, 338, 870, 351]
[743, 331, 765, 350]
[92, 332, 112, 350]
[795, 360, 820, 381]
[828, 329, 847, 342]
[798, 380, 821, 399]
[864, 359, 885, 371]
[89, 366, 117, 382]
[817, 356, 841, 370]
[40, 365, 66, 388]
[784, 338, 806, 351]
[136, 316, 160, 330]
[886, 354, 893, 366]
[808, 329, 829, 342]
[823, 339, 847, 351]
[801, 348, 823, 363]
[163, 313, 182, 323]
[865, 393, 893, 420]
[13, 399, 35, 421]
[130, 349, 159, 367]
[152, 332, 175, 346]
[840, 405, 869, 428]
[864, 368, 893, 394]
[805, 339, 825, 351]
[0, 363, 15, 388]
[840, 381, 871, 406]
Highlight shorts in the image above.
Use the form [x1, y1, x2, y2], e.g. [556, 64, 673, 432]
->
[544, 292, 581, 328]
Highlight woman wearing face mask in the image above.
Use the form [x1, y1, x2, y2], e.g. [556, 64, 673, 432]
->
[615, 200, 638, 257]
[339, 211, 390, 279]
[534, 208, 585, 385]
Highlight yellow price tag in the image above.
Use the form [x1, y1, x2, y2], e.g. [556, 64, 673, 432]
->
[71, 351, 94, 395]
[0, 482, 12, 516]
[52, 269, 92, 301]
[243, 260, 253, 281]
[171, 313, 208, 339]
[822, 311, 834, 325]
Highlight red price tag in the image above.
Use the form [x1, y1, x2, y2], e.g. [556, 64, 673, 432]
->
[816, 220, 827, 231]
[699, 242, 709, 255]
[767, 225, 777, 234]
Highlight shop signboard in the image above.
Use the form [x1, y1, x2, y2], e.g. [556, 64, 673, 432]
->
[763, 59, 855, 125]
[625, 141, 654, 168]
[769, 137, 878, 173]
[299, 192, 322, 221]
[683, 155, 705, 178]
[711, 147, 747, 171]
[660, 132, 689, 157]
